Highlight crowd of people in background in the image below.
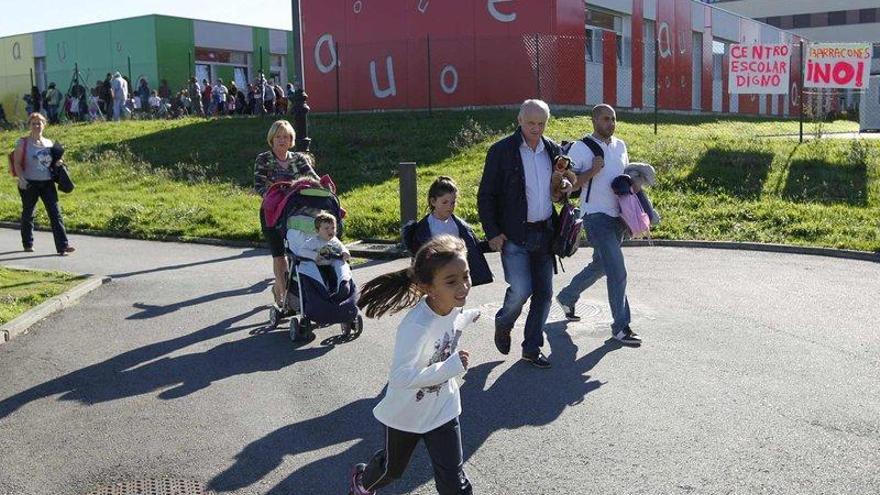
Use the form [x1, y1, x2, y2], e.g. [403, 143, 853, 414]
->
[22, 72, 298, 124]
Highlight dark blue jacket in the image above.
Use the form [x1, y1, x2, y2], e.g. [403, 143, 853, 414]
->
[478, 129, 562, 245]
[402, 214, 494, 287]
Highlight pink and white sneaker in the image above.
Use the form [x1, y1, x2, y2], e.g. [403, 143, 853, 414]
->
[349, 463, 375, 495]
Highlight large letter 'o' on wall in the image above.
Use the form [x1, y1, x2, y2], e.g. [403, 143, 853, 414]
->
[314, 34, 338, 74]
[440, 65, 459, 94]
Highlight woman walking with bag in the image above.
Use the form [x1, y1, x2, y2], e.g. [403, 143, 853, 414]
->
[10, 113, 75, 255]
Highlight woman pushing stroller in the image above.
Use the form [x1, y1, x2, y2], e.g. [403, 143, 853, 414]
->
[253, 120, 319, 309]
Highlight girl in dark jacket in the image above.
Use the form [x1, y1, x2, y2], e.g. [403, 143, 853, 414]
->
[403, 176, 493, 287]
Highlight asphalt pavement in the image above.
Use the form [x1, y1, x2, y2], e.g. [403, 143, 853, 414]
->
[1, 228, 878, 495]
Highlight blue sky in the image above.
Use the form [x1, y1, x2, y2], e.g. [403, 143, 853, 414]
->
[0, 0, 292, 37]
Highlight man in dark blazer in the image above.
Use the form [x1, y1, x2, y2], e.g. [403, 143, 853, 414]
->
[478, 99, 568, 369]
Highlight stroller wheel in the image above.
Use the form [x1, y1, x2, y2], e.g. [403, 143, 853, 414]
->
[301, 319, 315, 341]
[350, 314, 364, 338]
[268, 306, 281, 329]
[289, 317, 300, 342]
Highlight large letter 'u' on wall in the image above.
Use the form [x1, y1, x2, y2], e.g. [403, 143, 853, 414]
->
[370, 56, 397, 98]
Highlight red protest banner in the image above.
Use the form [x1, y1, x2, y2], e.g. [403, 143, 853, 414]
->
[728, 44, 791, 95]
[804, 43, 871, 89]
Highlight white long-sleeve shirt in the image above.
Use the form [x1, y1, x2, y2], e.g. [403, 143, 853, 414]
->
[373, 299, 478, 434]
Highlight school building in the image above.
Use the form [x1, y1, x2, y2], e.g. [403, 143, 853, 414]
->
[0, 14, 299, 120]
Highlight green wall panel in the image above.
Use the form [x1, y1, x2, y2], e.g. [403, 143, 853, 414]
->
[286, 32, 296, 86]
[110, 17, 158, 88]
[44, 16, 158, 94]
[155, 16, 194, 92]
[252, 28, 271, 78]
[0, 35, 35, 120]
[214, 65, 234, 85]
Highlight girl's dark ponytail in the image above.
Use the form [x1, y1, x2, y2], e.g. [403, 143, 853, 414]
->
[357, 267, 420, 319]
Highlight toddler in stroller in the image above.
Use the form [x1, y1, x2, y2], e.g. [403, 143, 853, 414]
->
[264, 179, 363, 342]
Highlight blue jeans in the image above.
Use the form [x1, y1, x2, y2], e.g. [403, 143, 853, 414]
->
[19, 180, 69, 253]
[495, 226, 554, 354]
[557, 213, 630, 333]
[113, 99, 125, 121]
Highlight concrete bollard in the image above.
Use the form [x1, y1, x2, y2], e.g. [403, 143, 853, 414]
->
[399, 162, 418, 235]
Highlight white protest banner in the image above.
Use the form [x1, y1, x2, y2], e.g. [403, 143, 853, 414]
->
[728, 44, 791, 94]
[804, 43, 871, 89]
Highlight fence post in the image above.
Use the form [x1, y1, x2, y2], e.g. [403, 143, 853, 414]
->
[399, 162, 418, 231]
[654, 33, 659, 135]
[535, 33, 541, 99]
[291, 88, 311, 152]
[127, 56, 132, 83]
[335, 41, 341, 117]
[188, 51, 192, 78]
[799, 40, 804, 144]
[427, 34, 432, 116]
[29, 68, 34, 88]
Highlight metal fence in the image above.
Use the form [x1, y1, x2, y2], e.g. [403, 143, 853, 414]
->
[316, 35, 879, 136]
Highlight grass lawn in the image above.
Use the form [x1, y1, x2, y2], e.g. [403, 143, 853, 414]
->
[0, 266, 85, 325]
[1, 111, 877, 252]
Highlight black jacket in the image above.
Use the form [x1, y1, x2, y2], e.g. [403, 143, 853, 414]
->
[477, 129, 562, 245]
[402, 214, 494, 287]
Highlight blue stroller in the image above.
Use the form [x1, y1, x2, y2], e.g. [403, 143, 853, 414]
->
[266, 184, 363, 342]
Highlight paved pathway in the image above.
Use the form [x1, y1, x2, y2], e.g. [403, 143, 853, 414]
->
[1, 228, 878, 495]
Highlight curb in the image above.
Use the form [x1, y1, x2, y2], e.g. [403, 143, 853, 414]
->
[0, 272, 112, 344]
[0, 222, 264, 250]
[2, 223, 876, 264]
[621, 239, 880, 263]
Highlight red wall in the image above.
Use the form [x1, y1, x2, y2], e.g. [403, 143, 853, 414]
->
[301, 0, 585, 111]
[301, 0, 798, 116]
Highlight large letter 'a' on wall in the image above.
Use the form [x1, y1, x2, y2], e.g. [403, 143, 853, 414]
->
[314, 33, 337, 74]
[370, 56, 397, 98]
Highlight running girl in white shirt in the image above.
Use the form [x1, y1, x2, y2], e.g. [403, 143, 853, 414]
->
[350, 235, 477, 495]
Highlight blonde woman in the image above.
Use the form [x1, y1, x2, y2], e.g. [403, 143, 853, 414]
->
[10, 112, 75, 255]
[254, 119, 319, 308]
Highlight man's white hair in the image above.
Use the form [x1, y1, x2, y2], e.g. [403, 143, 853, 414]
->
[518, 99, 550, 120]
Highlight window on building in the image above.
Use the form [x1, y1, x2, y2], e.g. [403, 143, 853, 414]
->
[860, 8, 877, 23]
[585, 27, 603, 63]
[764, 16, 781, 28]
[779, 15, 794, 29]
[793, 14, 810, 28]
[827, 11, 847, 26]
[712, 40, 725, 82]
[587, 9, 617, 31]
[585, 7, 624, 66]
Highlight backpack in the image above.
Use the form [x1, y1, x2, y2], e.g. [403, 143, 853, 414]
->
[7, 138, 26, 177]
[552, 198, 583, 259]
[559, 135, 605, 202]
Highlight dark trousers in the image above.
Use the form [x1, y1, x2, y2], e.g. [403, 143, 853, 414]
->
[362, 417, 472, 495]
[19, 180, 69, 252]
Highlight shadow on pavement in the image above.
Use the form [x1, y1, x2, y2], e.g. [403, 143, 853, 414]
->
[0, 306, 331, 420]
[127, 279, 273, 320]
[110, 248, 265, 279]
[209, 321, 622, 494]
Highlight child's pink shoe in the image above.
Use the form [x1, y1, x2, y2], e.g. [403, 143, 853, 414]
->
[349, 463, 374, 495]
